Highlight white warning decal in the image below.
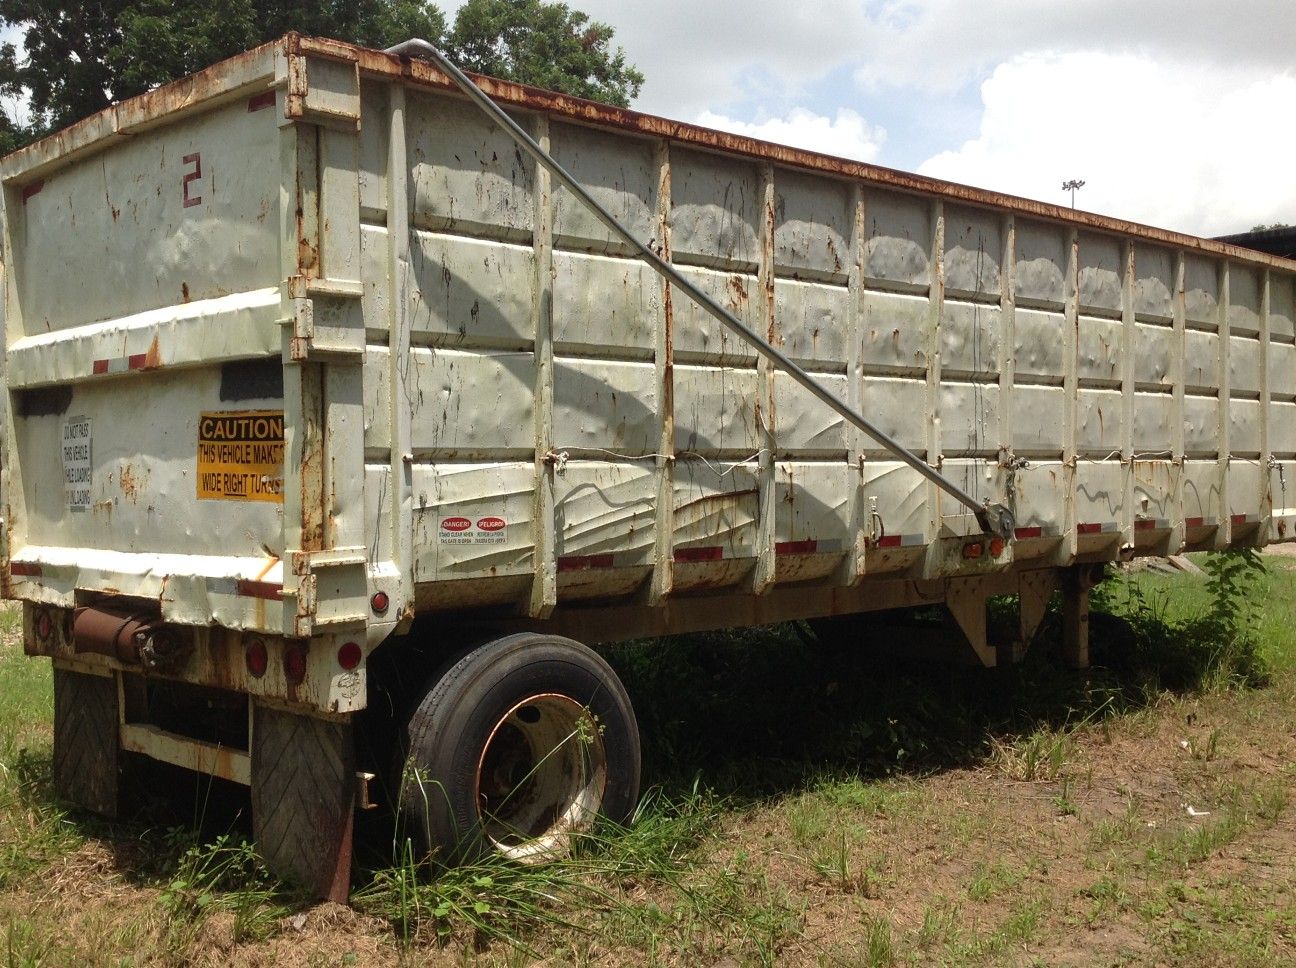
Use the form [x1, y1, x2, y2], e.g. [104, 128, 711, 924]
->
[61, 415, 92, 512]
[440, 515, 507, 545]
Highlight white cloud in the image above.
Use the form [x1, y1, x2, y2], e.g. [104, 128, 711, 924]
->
[443, 0, 1296, 119]
[851, 0, 1296, 93]
[917, 51, 1296, 236]
[694, 107, 885, 163]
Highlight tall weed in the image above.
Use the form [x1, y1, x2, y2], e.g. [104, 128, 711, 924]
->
[1092, 551, 1269, 691]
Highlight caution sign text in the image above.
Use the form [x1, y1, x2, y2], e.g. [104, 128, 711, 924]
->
[197, 410, 285, 503]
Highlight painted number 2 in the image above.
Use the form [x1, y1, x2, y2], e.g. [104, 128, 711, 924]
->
[182, 152, 203, 208]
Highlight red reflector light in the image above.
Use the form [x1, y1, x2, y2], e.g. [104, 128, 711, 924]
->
[337, 641, 362, 671]
[370, 591, 389, 614]
[989, 537, 1005, 557]
[283, 642, 307, 684]
[245, 638, 268, 678]
[962, 542, 984, 560]
[34, 609, 52, 641]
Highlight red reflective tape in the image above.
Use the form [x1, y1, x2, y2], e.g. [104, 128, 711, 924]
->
[1077, 523, 1106, 535]
[1014, 526, 1043, 539]
[236, 579, 283, 601]
[1231, 514, 1248, 525]
[92, 359, 110, 375]
[775, 539, 818, 556]
[9, 562, 41, 577]
[247, 90, 276, 112]
[1184, 516, 1205, 527]
[556, 553, 615, 572]
[1134, 519, 1156, 531]
[674, 546, 723, 563]
[876, 535, 903, 548]
[21, 180, 42, 202]
[127, 353, 149, 370]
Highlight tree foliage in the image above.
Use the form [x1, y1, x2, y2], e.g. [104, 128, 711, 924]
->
[0, 0, 641, 148]
[445, 0, 642, 107]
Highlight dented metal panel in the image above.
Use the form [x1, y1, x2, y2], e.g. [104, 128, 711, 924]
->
[5, 34, 1296, 715]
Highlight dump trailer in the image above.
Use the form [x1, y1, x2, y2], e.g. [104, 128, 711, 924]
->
[5, 34, 1295, 901]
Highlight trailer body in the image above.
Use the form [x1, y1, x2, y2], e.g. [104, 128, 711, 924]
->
[5, 35, 1295, 896]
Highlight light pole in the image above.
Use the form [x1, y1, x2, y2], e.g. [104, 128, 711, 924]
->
[1062, 179, 1085, 209]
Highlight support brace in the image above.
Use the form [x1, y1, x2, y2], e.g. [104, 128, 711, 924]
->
[1061, 566, 1098, 669]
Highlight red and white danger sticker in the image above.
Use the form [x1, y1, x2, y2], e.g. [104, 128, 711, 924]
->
[440, 515, 507, 545]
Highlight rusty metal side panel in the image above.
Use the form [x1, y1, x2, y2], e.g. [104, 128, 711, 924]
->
[776, 280, 850, 364]
[13, 367, 283, 557]
[552, 252, 660, 352]
[775, 169, 852, 282]
[406, 88, 535, 241]
[10, 98, 280, 337]
[409, 462, 536, 585]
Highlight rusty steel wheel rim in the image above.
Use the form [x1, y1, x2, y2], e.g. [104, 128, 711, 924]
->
[473, 693, 608, 862]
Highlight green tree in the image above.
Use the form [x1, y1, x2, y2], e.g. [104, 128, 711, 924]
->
[0, 0, 641, 149]
[445, 0, 642, 107]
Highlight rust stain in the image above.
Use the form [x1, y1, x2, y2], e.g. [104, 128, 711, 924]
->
[144, 332, 162, 369]
[120, 463, 141, 501]
[727, 275, 748, 306]
[181, 282, 190, 302]
[298, 234, 319, 273]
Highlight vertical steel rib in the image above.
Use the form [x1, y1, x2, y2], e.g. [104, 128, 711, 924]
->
[382, 40, 1014, 540]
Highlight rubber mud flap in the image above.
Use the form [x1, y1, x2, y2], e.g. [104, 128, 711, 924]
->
[401, 632, 641, 864]
[251, 702, 356, 902]
[53, 668, 122, 817]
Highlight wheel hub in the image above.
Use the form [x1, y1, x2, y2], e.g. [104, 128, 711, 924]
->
[474, 693, 608, 862]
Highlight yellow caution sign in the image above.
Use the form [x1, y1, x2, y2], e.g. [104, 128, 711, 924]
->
[197, 410, 285, 502]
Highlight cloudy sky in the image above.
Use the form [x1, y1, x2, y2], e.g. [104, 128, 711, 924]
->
[438, 0, 1295, 238]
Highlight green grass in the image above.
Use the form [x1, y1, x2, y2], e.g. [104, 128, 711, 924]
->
[0, 615, 79, 892]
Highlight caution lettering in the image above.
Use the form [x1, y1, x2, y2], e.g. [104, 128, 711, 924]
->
[196, 410, 284, 503]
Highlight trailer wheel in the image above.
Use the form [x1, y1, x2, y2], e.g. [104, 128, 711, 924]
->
[401, 633, 640, 863]
[52, 668, 125, 817]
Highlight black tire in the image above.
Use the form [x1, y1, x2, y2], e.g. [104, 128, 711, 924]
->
[400, 633, 640, 864]
[251, 703, 356, 902]
[53, 668, 123, 817]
